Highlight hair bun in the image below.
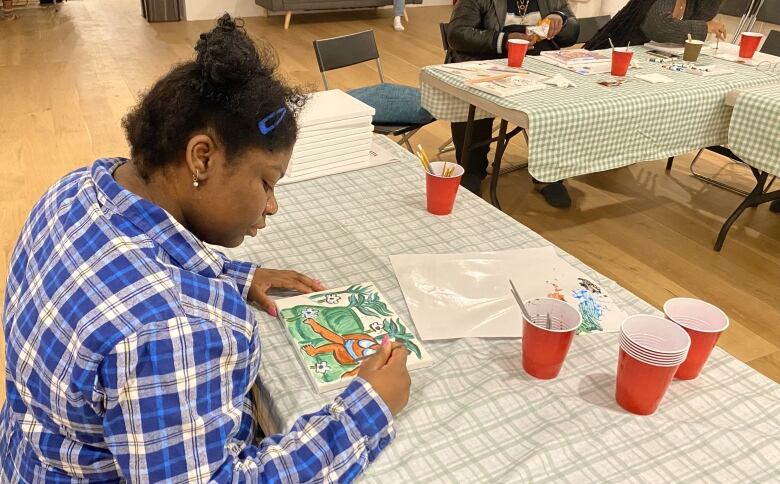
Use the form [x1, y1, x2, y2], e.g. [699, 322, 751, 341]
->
[195, 14, 268, 88]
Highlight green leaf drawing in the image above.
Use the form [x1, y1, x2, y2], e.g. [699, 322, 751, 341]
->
[404, 340, 422, 359]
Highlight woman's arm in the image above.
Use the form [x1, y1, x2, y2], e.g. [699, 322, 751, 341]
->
[101, 319, 395, 483]
[447, 0, 502, 55]
[641, 0, 710, 42]
[546, 0, 580, 47]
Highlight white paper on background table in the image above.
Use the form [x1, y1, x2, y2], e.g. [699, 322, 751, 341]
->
[275, 282, 433, 393]
[390, 247, 628, 340]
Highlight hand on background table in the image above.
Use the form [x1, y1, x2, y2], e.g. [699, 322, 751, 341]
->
[707, 20, 727, 40]
[508, 32, 536, 49]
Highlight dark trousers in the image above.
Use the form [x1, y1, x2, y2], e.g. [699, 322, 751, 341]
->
[450, 118, 494, 180]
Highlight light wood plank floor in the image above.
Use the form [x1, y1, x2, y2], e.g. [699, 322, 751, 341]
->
[1, 1, 778, 406]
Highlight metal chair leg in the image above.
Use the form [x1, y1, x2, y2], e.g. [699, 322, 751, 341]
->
[397, 128, 419, 152]
[689, 149, 753, 196]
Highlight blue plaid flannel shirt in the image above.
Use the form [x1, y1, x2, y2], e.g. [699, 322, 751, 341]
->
[1, 158, 394, 483]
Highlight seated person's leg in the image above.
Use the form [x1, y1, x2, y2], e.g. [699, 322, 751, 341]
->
[451, 118, 495, 195]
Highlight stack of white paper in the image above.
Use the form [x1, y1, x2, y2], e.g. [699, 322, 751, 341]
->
[280, 90, 376, 184]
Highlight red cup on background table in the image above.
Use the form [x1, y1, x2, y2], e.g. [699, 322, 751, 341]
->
[425, 161, 464, 215]
[615, 315, 690, 415]
[739, 32, 763, 59]
[611, 48, 633, 76]
[507, 39, 530, 68]
[521, 298, 582, 379]
[664, 298, 729, 380]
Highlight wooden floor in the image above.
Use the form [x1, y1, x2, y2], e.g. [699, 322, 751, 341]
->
[0, 1, 778, 406]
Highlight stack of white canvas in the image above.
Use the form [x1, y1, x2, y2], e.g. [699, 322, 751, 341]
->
[280, 89, 376, 185]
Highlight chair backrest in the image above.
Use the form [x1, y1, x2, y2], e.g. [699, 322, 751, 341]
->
[576, 15, 611, 44]
[759, 30, 780, 56]
[439, 22, 450, 52]
[312, 30, 384, 90]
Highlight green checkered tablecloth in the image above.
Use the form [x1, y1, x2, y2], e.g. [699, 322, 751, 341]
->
[728, 83, 780, 176]
[225, 136, 780, 483]
[421, 48, 780, 182]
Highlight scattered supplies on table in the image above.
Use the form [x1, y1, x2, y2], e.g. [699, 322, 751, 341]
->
[390, 247, 628, 340]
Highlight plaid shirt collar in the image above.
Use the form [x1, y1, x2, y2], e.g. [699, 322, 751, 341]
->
[91, 158, 224, 280]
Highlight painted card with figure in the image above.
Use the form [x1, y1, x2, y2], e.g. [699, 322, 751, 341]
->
[276, 282, 433, 393]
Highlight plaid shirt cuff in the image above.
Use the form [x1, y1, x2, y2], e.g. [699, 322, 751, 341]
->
[338, 377, 395, 460]
[222, 259, 258, 300]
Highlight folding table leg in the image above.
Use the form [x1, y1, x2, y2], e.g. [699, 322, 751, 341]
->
[665, 156, 675, 171]
[714, 170, 768, 251]
[489, 120, 509, 209]
[459, 105, 477, 168]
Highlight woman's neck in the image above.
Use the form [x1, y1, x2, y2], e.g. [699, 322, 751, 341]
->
[113, 161, 186, 225]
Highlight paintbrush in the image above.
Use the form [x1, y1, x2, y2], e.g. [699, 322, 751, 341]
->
[416, 149, 432, 174]
[509, 280, 533, 322]
[609, 37, 615, 50]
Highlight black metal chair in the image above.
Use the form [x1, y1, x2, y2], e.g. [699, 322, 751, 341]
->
[312, 30, 431, 151]
[576, 15, 611, 44]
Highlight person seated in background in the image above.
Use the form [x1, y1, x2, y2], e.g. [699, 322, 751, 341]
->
[446, 0, 580, 208]
[584, 0, 726, 50]
[394, 0, 406, 31]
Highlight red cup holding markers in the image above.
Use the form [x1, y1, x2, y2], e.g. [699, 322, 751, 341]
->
[664, 298, 729, 380]
[507, 39, 530, 68]
[739, 32, 763, 59]
[611, 47, 633, 76]
[615, 315, 690, 415]
[426, 161, 464, 215]
[521, 298, 582, 380]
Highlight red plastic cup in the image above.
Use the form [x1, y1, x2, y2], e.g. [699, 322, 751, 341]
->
[425, 161, 464, 215]
[507, 39, 530, 68]
[615, 349, 680, 415]
[611, 48, 633, 76]
[616, 315, 690, 415]
[664, 298, 729, 380]
[739, 32, 763, 59]
[521, 298, 582, 380]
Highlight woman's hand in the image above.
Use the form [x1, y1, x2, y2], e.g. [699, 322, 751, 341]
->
[545, 14, 564, 39]
[247, 269, 326, 316]
[707, 20, 727, 40]
[358, 341, 411, 416]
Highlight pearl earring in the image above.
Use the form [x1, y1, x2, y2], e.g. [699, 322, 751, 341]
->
[193, 170, 199, 188]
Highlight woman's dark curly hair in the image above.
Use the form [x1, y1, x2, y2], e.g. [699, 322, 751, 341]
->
[122, 14, 305, 179]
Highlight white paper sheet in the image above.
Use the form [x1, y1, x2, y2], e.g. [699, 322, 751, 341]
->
[390, 248, 628, 340]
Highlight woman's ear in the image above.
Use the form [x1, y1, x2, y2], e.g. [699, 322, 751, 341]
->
[185, 134, 218, 182]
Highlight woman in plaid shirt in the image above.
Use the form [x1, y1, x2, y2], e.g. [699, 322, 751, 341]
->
[0, 14, 411, 483]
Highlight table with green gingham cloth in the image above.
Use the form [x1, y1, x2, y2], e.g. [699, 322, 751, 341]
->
[420, 47, 780, 183]
[728, 83, 780, 176]
[225, 136, 780, 482]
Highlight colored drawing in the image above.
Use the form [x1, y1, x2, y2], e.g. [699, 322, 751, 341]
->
[276, 283, 433, 393]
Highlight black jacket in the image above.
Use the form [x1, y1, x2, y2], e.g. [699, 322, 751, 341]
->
[446, 0, 580, 63]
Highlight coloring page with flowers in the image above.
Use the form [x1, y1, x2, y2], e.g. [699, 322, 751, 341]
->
[276, 282, 434, 393]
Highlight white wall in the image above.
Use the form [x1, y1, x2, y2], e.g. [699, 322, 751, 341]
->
[182, 0, 452, 20]
[182, 0, 267, 21]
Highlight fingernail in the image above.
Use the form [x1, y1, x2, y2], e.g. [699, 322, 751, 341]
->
[269, 306, 278, 317]
[381, 334, 390, 346]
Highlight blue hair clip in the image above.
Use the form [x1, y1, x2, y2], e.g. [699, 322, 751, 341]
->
[258, 107, 287, 135]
